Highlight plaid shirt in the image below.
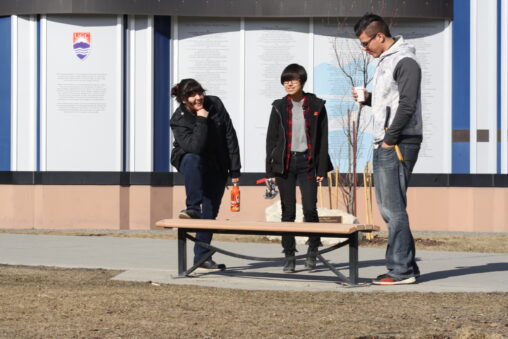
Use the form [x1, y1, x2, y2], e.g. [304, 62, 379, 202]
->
[285, 95, 313, 175]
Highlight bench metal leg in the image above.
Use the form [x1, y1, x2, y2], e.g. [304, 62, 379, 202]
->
[174, 230, 362, 286]
[183, 249, 216, 276]
[177, 233, 217, 276]
[316, 253, 350, 285]
[177, 229, 187, 277]
[349, 232, 359, 284]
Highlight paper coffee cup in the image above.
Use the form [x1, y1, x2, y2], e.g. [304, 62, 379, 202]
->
[354, 87, 365, 103]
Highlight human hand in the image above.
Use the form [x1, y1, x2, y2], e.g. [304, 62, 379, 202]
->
[316, 176, 324, 183]
[231, 177, 240, 184]
[352, 87, 369, 103]
[381, 142, 394, 149]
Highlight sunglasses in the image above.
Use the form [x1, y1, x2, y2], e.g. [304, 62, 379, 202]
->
[360, 34, 377, 48]
[283, 79, 300, 85]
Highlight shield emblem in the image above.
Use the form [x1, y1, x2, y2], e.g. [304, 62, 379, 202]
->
[73, 32, 91, 60]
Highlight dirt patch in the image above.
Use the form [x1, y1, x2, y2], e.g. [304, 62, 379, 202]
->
[361, 236, 445, 247]
[361, 235, 447, 247]
[0, 265, 506, 338]
[0, 229, 272, 244]
[360, 234, 508, 253]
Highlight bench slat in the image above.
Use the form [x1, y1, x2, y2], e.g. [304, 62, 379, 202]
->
[155, 219, 380, 234]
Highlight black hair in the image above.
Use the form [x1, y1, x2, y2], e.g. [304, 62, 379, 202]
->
[354, 13, 391, 38]
[280, 63, 307, 86]
[170, 78, 206, 103]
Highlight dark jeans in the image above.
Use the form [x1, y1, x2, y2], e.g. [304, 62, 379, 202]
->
[276, 152, 320, 254]
[179, 153, 226, 263]
[373, 143, 421, 279]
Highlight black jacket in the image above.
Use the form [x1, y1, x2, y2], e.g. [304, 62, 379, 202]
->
[266, 93, 333, 178]
[170, 95, 241, 178]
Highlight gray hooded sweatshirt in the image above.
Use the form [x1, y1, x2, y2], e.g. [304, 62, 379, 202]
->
[370, 35, 423, 146]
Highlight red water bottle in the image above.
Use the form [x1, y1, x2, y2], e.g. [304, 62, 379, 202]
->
[230, 183, 240, 212]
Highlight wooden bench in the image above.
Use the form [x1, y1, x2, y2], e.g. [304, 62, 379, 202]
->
[155, 219, 380, 286]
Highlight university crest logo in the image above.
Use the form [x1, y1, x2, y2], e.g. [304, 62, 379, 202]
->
[73, 32, 91, 60]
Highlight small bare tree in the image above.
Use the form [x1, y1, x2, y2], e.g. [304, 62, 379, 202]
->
[320, 5, 399, 216]
[332, 34, 374, 216]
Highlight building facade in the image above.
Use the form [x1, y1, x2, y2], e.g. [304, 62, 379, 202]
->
[0, 0, 507, 232]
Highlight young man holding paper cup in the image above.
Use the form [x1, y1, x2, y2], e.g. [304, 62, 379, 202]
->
[352, 13, 423, 285]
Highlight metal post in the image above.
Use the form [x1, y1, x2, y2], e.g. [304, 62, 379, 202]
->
[177, 228, 187, 277]
[349, 232, 359, 284]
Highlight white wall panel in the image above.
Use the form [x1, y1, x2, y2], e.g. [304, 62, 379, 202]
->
[172, 16, 452, 174]
[244, 18, 310, 172]
[471, 0, 498, 173]
[42, 15, 123, 171]
[175, 17, 243, 169]
[127, 16, 154, 172]
[10, 15, 18, 171]
[40, 15, 47, 170]
[313, 19, 373, 173]
[502, 0, 508, 173]
[398, 20, 453, 173]
[11, 16, 38, 171]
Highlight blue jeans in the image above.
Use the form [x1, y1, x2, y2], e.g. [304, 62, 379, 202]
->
[373, 143, 420, 279]
[179, 153, 227, 263]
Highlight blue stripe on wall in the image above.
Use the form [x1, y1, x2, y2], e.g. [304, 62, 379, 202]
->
[123, 15, 128, 172]
[497, 0, 501, 174]
[0, 16, 11, 171]
[498, 143, 501, 174]
[452, 142, 470, 173]
[452, 0, 470, 173]
[153, 16, 171, 172]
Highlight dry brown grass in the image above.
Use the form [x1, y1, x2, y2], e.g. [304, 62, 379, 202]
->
[0, 265, 507, 338]
[360, 234, 508, 253]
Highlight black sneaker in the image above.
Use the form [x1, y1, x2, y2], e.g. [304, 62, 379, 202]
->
[178, 209, 201, 219]
[196, 260, 226, 272]
[372, 273, 416, 285]
[282, 252, 296, 273]
[304, 247, 318, 271]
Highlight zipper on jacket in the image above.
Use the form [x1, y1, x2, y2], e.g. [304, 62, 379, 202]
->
[273, 105, 286, 168]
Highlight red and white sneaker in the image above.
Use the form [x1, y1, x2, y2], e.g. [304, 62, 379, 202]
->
[372, 273, 416, 285]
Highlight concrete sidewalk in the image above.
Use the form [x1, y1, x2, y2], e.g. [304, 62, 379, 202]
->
[1, 233, 507, 292]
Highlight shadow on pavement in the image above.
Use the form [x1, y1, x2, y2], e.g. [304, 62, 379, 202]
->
[191, 268, 373, 285]
[417, 262, 508, 283]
